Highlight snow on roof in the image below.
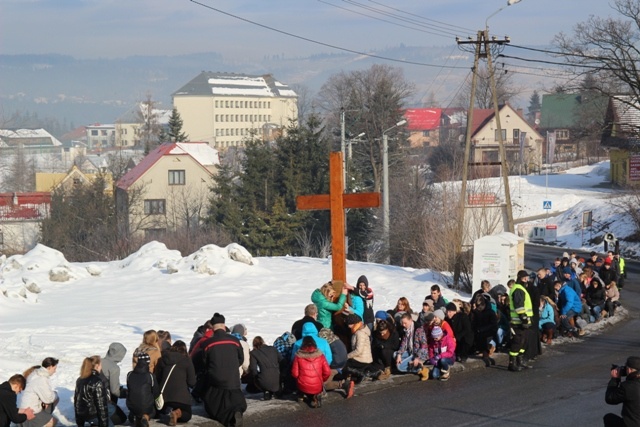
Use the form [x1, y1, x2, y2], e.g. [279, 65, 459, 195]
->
[116, 142, 219, 190]
[173, 72, 297, 98]
[0, 128, 62, 146]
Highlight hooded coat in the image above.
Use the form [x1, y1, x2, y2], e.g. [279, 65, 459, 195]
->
[290, 323, 333, 366]
[311, 289, 347, 329]
[20, 368, 57, 415]
[126, 361, 159, 417]
[291, 346, 331, 395]
[356, 275, 375, 325]
[155, 349, 196, 407]
[102, 342, 126, 398]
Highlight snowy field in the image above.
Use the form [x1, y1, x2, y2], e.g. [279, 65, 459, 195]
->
[0, 160, 636, 424]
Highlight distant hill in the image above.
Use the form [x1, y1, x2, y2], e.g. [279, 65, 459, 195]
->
[0, 45, 553, 128]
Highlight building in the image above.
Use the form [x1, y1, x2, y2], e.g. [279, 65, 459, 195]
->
[0, 192, 51, 254]
[85, 124, 116, 151]
[539, 93, 608, 161]
[469, 104, 543, 176]
[172, 72, 298, 150]
[602, 95, 640, 186]
[405, 108, 442, 148]
[35, 165, 113, 195]
[114, 103, 172, 148]
[0, 128, 63, 152]
[115, 142, 220, 239]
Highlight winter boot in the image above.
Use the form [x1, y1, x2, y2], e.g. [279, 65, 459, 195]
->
[439, 369, 450, 381]
[418, 366, 430, 381]
[168, 408, 182, 427]
[310, 394, 319, 408]
[232, 410, 243, 427]
[517, 355, 532, 369]
[508, 356, 522, 372]
[140, 415, 150, 427]
[263, 391, 273, 401]
[545, 329, 554, 345]
[342, 378, 355, 399]
[378, 367, 392, 381]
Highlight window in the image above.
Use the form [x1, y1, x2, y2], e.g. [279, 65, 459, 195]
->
[244, 101, 248, 108]
[250, 101, 253, 108]
[494, 129, 507, 142]
[225, 101, 229, 108]
[168, 170, 185, 185]
[225, 115, 228, 122]
[268, 102, 271, 108]
[215, 115, 219, 121]
[215, 100, 219, 108]
[91, 130, 98, 136]
[422, 130, 430, 137]
[144, 199, 166, 214]
[513, 129, 520, 142]
[226, 129, 229, 136]
[235, 101, 239, 108]
[557, 129, 570, 140]
[101, 130, 107, 136]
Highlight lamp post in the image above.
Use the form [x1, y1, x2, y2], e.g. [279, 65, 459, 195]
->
[382, 119, 407, 263]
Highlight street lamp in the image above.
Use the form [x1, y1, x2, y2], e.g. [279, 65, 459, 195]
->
[382, 119, 407, 263]
[486, 0, 522, 29]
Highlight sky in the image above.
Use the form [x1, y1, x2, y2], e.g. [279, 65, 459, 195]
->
[0, 0, 621, 60]
[0, 160, 634, 424]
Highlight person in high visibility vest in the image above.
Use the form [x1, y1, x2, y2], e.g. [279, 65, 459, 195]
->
[508, 271, 534, 372]
[613, 252, 626, 290]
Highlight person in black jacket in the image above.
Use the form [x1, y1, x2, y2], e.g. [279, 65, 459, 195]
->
[290, 305, 323, 341]
[1, 375, 34, 427]
[445, 302, 474, 363]
[155, 341, 196, 426]
[247, 336, 282, 400]
[126, 353, 159, 427]
[201, 313, 246, 427]
[371, 318, 400, 380]
[471, 294, 498, 367]
[604, 356, 640, 427]
[74, 356, 110, 427]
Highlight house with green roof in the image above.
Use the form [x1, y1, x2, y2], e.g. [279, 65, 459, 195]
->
[539, 93, 608, 162]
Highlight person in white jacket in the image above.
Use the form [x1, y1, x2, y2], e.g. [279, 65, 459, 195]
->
[18, 357, 59, 427]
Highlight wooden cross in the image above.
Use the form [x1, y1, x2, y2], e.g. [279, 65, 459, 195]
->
[296, 151, 381, 286]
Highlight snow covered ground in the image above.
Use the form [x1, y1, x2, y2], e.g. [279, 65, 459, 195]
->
[0, 160, 635, 424]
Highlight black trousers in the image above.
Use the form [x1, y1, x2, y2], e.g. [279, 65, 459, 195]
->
[509, 326, 528, 357]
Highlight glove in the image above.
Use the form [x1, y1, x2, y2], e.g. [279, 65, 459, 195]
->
[519, 313, 531, 328]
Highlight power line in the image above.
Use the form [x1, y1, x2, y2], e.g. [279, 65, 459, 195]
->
[498, 54, 605, 69]
[318, 0, 457, 39]
[188, 0, 468, 69]
[367, 0, 476, 34]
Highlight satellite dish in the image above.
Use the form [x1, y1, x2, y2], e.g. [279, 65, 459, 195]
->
[535, 118, 540, 125]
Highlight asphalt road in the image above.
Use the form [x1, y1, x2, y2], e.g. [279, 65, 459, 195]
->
[244, 245, 639, 427]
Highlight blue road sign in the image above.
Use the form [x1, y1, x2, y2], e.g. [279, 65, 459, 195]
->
[543, 200, 552, 210]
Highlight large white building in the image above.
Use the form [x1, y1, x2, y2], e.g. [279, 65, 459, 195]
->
[172, 72, 298, 150]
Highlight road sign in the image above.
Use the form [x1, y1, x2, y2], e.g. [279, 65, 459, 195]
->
[543, 200, 552, 210]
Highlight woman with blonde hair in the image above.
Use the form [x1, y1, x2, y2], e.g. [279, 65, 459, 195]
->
[311, 282, 350, 329]
[132, 330, 161, 373]
[19, 357, 59, 427]
[74, 356, 110, 427]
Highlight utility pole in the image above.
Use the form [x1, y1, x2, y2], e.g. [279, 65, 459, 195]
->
[453, 30, 514, 287]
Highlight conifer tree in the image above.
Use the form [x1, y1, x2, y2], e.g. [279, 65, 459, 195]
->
[166, 108, 188, 142]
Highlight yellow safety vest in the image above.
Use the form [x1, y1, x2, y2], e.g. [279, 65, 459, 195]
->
[509, 283, 533, 325]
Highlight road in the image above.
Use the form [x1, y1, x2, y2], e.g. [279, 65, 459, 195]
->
[245, 245, 639, 426]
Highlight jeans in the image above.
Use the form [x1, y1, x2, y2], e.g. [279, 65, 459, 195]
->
[394, 351, 420, 373]
[431, 357, 455, 379]
[591, 305, 603, 320]
[560, 309, 578, 332]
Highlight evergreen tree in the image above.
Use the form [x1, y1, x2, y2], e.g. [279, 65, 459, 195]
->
[527, 90, 541, 124]
[166, 108, 188, 142]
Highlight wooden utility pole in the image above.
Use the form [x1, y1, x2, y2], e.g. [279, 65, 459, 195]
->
[453, 31, 514, 287]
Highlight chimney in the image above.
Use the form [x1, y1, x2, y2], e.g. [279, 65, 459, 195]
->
[12, 192, 18, 206]
[517, 108, 524, 118]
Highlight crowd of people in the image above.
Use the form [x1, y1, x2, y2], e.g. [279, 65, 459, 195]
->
[0, 251, 629, 427]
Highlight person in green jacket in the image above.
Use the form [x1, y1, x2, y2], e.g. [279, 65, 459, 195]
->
[311, 282, 353, 329]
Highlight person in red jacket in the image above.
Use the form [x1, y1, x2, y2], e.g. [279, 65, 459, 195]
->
[291, 336, 330, 408]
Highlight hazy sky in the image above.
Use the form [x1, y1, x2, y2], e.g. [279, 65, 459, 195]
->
[0, 0, 620, 60]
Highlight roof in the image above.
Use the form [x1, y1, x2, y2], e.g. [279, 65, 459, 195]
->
[539, 93, 608, 129]
[0, 128, 62, 147]
[610, 95, 640, 134]
[0, 192, 51, 221]
[117, 103, 172, 125]
[116, 142, 220, 190]
[173, 72, 298, 98]
[404, 108, 441, 131]
[470, 109, 496, 136]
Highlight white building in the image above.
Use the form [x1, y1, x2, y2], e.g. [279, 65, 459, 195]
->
[172, 72, 298, 150]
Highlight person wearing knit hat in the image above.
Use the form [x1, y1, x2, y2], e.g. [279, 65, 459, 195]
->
[445, 302, 457, 313]
[445, 301, 474, 363]
[426, 323, 456, 382]
[604, 355, 640, 426]
[199, 313, 247, 426]
[126, 352, 158, 427]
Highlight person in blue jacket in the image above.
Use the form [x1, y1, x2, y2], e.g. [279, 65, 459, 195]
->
[554, 281, 584, 337]
[290, 323, 333, 367]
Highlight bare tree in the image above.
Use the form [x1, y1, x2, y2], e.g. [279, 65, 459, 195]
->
[1, 145, 35, 192]
[553, 0, 640, 102]
[136, 94, 163, 154]
[454, 65, 521, 109]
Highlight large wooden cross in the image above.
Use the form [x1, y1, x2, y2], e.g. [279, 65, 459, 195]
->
[296, 151, 381, 286]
